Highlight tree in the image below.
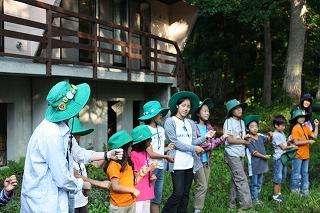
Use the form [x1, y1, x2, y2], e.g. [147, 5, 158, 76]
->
[283, 0, 307, 100]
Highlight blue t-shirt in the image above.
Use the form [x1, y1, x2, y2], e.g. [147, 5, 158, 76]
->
[197, 124, 208, 163]
[247, 135, 269, 175]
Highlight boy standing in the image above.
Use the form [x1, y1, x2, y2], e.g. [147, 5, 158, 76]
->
[271, 115, 297, 202]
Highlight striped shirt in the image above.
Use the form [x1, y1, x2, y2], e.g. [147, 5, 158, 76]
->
[0, 189, 12, 207]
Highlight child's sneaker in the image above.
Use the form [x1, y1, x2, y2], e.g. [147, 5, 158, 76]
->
[272, 194, 283, 203]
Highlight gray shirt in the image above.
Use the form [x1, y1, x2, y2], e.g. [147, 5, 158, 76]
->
[272, 131, 287, 160]
[164, 117, 206, 173]
[223, 117, 246, 157]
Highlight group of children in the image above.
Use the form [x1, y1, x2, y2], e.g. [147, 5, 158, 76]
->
[101, 92, 319, 213]
[15, 79, 319, 213]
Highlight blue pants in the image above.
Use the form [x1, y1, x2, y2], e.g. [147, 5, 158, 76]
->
[291, 158, 309, 193]
[250, 174, 263, 201]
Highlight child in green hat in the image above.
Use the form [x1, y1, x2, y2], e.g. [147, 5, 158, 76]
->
[243, 115, 271, 204]
[289, 109, 319, 196]
[192, 98, 230, 213]
[131, 125, 158, 213]
[271, 115, 297, 202]
[138, 100, 174, 213]
[68, 117, 111, 213]
[162, 92, 215, 213]
[105, 130, 140, 212]
[223, 99, 252, 210]
[21, 81, 123, 213]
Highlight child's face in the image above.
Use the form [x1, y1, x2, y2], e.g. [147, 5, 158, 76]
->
[176, 99, 191, 118]
[154, 114, 162, 124]
[232, 107, 243, 118]
[248, 121, 258, 135]
[303, 100, 311, 108]
[198, 105, 210, 122]
[297, 116, 305, 124]
[275, 124, 285, 132]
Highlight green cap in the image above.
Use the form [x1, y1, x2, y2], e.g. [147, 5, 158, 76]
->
[280, 148, 298, 165]
[45, 81, 90, 123]
[108, 130, 133, 149]
[138, 100, 169, 121]
[193, 98, 213, 120]
[68, 117, 94, 136]
[168, 91, 200, 115]
[289, 109, 310, 123]
[225, 99, 247, 117]
[131, 125, 156, 145]
[244, 115, 261, 128]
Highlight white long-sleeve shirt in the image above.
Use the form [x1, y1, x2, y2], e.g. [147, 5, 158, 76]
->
[21, 119, 94, 213]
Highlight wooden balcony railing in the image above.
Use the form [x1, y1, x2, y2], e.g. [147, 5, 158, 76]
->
[0, 0, 191, 90]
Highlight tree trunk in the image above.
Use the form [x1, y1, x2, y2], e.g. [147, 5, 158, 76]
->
[283, 0, 307, 100]
[263, 19, 272, 106]
[316, 72, 320, 99]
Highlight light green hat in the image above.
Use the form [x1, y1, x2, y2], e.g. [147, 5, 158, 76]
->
[280, 148, 298, 165]
[131, 125, 156, 145]
[138, 101, 169, 121]
[168, 91, 200, 115]
[45, 81, 90, 123]
[68, 117, 94, 136]
[225, 99, 247, 117]
[244, 115, 261, 128]
[108, 130, 133, 149]
[289, 109, 310, 124]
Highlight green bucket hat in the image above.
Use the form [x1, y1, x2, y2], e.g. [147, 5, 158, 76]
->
[289, 109, 310, 124]
[138, 101, 169, 121]
[45, 81, 90, 123]
[225, 99, 247, 117]
[68, 117, 94, 136]
[244, 115, 261, 128]
[131, 125, 156, 145]
[280, 148, 298, 165]
[168, 91, 200, 115]
[108, 130, 133, 149]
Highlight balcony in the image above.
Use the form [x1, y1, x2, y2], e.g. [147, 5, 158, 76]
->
[0, 0, 191, 90]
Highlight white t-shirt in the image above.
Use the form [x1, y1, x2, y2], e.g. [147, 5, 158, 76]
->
[73, 161, 88, 208]
[272, 131, 287, 160]
[172, 116, 194, 170]
[223, 117, 246, 157]
[148, 125, 165, 169]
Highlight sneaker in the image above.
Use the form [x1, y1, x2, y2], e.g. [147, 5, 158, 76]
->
[272, 194, 283, 203]
[194, 209, 201, 213]
[300, 190, 310, 197]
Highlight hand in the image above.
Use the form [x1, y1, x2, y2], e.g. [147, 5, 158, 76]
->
[166, 155, 174, 163]
[289, 144, 298, 149]
[4, 175, 17, 193]
[101, 180, 111, 190]
[151, 174, 157, 182]
[132, 188, 140, 197]
[314, 119, 319, 126]
[308, 140, 316, 145]
[242, 139, 250, 145]
[287, 135, 293, 142]
[223, 131, 232, 138]
[264, 155, 271, 160]
[149, 161, 158, 171]
[206, 130, 216, 139]
[165, 143, 175, 151]
[82, 181, 92, 190]
[106, 148, 124, 160]
[195, 146, 204, 154]
[139, 165, 149, 177]
[267, 131, 273, 137]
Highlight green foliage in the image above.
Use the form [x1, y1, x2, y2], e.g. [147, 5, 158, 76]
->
[0, 158, 25, 213]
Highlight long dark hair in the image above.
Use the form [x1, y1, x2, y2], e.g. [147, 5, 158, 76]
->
[104, 142, 133, 175]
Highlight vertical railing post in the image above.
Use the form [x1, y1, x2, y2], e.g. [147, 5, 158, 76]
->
[46, 10, 52, 76]
[93, 20, 98, 79]
[127, 30, 132, 81]
[154, 39, 158, 83]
